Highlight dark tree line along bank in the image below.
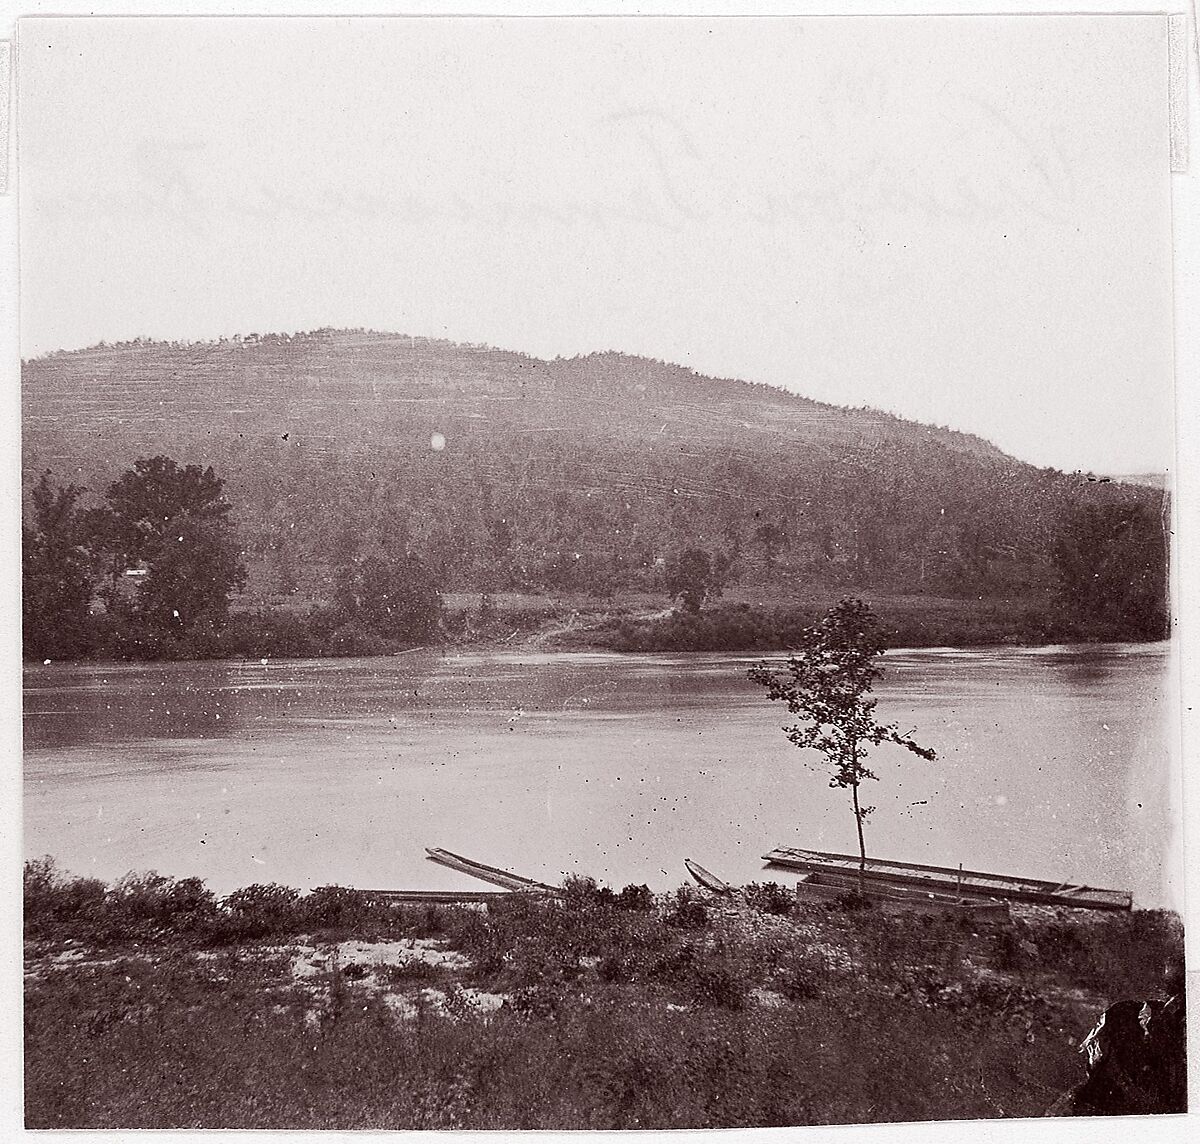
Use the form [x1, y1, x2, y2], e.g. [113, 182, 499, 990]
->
[22, 455, 1169, 662]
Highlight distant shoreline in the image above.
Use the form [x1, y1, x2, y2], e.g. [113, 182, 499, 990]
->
[22, 590, 1170, 666]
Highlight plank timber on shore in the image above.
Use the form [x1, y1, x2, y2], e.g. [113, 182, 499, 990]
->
[425, 847, 562, 895]
[355, 889, 515, 905]
[763, 846, 1131, 911]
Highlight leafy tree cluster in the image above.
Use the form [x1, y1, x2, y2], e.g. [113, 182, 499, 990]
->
[664, 547, 730, 613]
[22, 458, 249, 660]
[22, 475, 95, 660]
[113, 433, 1165, 643]
[89, 456, 247, 631]
[332, 552, 443, 646]
[21, 457, 445, 661]
[1051, 497, 1169, 640]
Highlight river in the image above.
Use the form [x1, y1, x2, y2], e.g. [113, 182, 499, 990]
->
[22, 643, 1181, 909]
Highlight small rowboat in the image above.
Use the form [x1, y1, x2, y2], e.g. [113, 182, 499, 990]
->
[763, 846, 1131, 911]
[685, 858, 733, 895]
[425, 847, 561, 895]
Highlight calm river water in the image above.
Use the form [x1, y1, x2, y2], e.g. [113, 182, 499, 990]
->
[23, 644, 1180, 908]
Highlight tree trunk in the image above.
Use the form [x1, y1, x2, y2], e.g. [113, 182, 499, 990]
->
[851, 778, 867, 896]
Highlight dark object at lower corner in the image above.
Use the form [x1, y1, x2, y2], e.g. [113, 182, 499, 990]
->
[1048, 992, 1187, 1117]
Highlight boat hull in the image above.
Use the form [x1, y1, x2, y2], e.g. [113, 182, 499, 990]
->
[764, 846, 1131, 911]
[685, 858, 732, 894]
[425, 847, 561, 895]
[792, 872, 1009, 918]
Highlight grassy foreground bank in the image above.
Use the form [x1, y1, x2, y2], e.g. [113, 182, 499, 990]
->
[24, 860, 1184, 1130]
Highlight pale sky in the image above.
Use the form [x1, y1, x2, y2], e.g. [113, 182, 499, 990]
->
[18, 13, 1175, 473]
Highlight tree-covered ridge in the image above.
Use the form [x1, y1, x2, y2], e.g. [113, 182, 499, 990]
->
[22, 331, 1169, 652]
[22, 330, 1005, 457]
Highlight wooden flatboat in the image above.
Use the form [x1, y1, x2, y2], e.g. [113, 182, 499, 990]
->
[685, 858, 733, 895]
[763, 846, 1131, 911]
[425, 847, 562, 895]
[791, 871, 1009, 918]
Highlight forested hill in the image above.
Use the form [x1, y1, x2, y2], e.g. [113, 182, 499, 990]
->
[22, 329, 1167, 636]
[24, 329, 1006, 461]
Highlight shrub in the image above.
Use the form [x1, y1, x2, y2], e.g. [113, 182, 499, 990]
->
[24, 861, 226, 942]
[107, 872, 177, 923]
[989, 923, 1036, 972]
[223, 882, 300, 916]
[23, 857, 108, 937]
[648, 945, 747, 1010]
[561, 875, 616, 910]
[51, 877, 109, 928]
[23, 856, 60, 917]
[408, 904, 451, 937]
[616, 884, 655, 912]
[164, 876, 217, 921]
[87, 613, 192, 661]
[743, 882, 796, 916]
[302, 885, 379, 930]
[664, 888, 708, 930]
[1024, 910, 1184, 999]
[218, 883, 301, 939]
[98, 872, 218, 939]
[507, 979, 571, 1020]
[446, 911, 509, 979]
[776, 954, 823, 1001]
[587, 605, 821, 652]
[326, 622, 391, 658]
[831, 890, 875, 913]
[596, 952, 639, 984]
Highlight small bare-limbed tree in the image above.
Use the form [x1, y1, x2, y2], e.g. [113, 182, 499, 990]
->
[748, 598, 936, 895]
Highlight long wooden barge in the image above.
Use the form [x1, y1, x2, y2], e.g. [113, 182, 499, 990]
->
[763, 846, 1132, 911]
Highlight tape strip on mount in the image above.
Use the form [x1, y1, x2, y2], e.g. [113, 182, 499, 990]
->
[1168, 14, 1188, 174]
[0, 41, 11, 195]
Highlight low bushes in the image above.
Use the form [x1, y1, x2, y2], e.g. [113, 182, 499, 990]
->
[23, 858, 408, 946]
[743, 881, 798, 916]
[579, 598, 1124, 653]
